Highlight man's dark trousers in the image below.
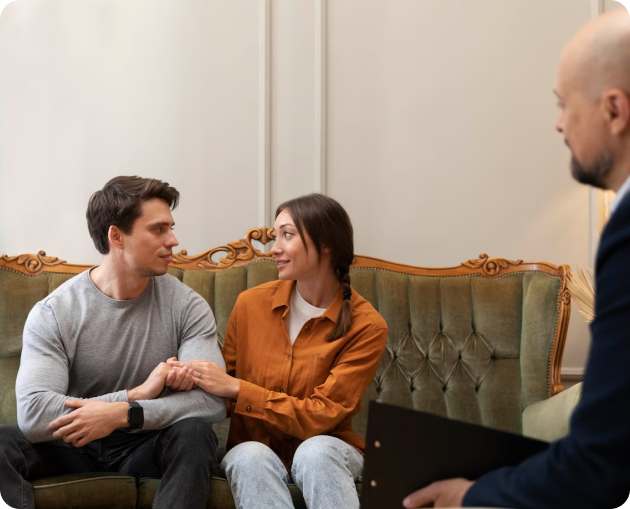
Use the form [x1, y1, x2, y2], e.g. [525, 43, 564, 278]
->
[0, 418, 218, 509]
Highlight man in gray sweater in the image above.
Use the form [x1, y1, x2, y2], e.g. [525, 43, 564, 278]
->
[0, 176, 227, 509]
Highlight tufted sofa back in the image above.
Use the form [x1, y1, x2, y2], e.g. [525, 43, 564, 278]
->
[176, 260, 566, 441]
[0, 235, 570, 456]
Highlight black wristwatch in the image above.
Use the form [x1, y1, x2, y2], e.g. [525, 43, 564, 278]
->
[128, 401, 144, 430]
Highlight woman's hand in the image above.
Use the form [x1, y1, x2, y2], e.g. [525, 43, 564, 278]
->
[167, 358, 241, 399]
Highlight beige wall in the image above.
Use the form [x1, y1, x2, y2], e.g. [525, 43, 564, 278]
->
[0, 0, 620, 376]
[325, 1, 594, 376]
[0, 0, 261, 260]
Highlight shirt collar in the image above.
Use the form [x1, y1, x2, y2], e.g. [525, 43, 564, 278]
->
[271, 280, 346, 324]
[610, 174, 630, 216]
[271, 280, 295, 310]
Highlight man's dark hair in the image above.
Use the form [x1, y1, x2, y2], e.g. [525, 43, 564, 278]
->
[86, 176, 180, 255]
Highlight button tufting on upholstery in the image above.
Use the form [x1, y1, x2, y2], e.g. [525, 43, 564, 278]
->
[442, 385, 447, 392]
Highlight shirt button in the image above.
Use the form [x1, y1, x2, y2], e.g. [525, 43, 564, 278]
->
[279, 389, 285, 393]
[288, 355, 292, 360]
[343, 402, 348, 408]
[246, 406, 252, 412]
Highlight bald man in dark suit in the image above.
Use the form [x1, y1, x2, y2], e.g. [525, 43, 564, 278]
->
[405, 9, 630, 509]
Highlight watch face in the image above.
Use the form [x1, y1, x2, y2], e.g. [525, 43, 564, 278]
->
[129, 405, 144, 429]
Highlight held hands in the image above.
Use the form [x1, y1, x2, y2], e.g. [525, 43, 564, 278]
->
[128, 358, 195, 401]
[49, 399, 128, 447]
[403, 479, 474, 508]
[164, 357, 195, 392]
[167, 358, 240, 399]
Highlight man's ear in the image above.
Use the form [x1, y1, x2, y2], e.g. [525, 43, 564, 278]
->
[604, 89, 630, 136]
[108, 225, 124, 251]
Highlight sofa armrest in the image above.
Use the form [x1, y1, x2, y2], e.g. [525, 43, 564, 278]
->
[522, 383, 582, 442]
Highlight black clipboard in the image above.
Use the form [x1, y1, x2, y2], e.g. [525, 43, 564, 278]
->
[360, 401, 550, 508]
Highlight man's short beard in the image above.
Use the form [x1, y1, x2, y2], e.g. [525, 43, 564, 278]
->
[570, 151, 614, 190]
[135, 267, 167, 278]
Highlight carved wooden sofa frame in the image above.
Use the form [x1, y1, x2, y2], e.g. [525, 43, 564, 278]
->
[1, 226, 571, 397]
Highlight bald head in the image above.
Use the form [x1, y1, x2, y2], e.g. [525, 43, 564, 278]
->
[561, 9, 630, 100]
[555, 8, 630, 192]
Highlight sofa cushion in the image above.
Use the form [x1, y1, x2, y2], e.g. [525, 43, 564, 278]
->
[32, 472, 137, 509]
[522, 382, 582, 442]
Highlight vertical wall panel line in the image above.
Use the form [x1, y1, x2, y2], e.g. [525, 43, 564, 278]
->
[590, 0, 605, 17]
[314, 0, 327, 194]
[588, 0, 605, 265]
[259, 0, 271, 232]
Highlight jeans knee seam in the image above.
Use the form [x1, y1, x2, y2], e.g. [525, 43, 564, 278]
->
[160, 444, 170, 473]
[18, 450, 30, 483]
[344, 448, 353, 478]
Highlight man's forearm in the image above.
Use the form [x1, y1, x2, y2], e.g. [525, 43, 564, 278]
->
[139, 388, 227, 430]
[18, 389, 130, 443]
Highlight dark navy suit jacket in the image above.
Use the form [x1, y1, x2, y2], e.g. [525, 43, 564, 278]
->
[463, 191, 630, 509]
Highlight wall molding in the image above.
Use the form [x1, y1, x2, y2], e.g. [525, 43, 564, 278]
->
[588, 0, 605, 265]
[561, 367, 584, 382]
[591, 0, 605, 17]
[314, 0, 327, 194]
[259, 0, 271, 233]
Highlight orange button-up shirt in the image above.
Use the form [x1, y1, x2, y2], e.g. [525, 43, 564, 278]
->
[222, 279, 388, 469]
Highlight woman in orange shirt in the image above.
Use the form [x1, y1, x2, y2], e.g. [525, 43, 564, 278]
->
[171, 194, 388, 508]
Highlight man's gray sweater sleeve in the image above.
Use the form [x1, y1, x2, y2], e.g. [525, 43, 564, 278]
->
[16, 286, 226, 443]
[16, 303, 129, 443]
[138, 293, 227, 429]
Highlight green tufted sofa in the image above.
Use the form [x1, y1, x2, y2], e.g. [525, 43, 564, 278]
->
[0, 230, 578, 508]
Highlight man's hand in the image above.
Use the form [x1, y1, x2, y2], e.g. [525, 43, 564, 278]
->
[128, 360, 192, 401]
[403, 479, 474, 508]
[164, 357, 195, 392]
[167, 358, 239, 399]
[49, 399, 128, 447]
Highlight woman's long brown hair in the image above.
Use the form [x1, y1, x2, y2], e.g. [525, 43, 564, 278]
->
[275, 194, 353, 341]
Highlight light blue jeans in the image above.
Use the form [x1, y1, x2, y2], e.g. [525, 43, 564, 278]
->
[221, 435, 363, 509]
